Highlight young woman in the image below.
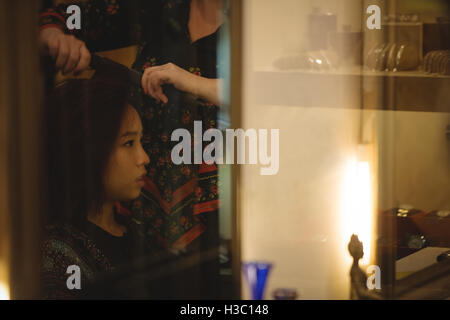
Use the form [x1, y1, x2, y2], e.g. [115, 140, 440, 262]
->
[41, 77, 150, 299]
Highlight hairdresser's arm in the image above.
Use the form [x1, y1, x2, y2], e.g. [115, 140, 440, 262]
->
[141, 63, 221, 106]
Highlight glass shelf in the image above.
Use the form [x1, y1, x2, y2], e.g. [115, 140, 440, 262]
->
[249, 68, 450, 112]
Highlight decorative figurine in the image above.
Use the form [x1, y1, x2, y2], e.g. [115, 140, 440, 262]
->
[348, 234, 383, 300]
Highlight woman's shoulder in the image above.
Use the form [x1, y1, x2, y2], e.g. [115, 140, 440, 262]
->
[41, 223, 113, 279]
[41, 222, 119, 299]
[42, 223, 91, 256]
[41, 224, 90, 299]
[42, 224, 97, 275]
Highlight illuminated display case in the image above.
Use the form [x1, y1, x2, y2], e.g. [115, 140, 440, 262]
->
[236, 0, 449, 299]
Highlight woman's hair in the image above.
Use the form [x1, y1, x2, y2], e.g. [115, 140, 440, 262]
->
[44, 77, 130, 227]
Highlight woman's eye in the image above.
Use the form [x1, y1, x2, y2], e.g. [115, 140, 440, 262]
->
[124, 140, 134, 147]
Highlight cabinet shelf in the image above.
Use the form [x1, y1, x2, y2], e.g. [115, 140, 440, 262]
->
[250, 68, 450, 113]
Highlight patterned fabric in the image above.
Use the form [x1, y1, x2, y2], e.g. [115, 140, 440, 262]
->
[41, 223, 113, 299]
[40, 212, 164, 299]
[39, 0, 140, 51]
[40, 0, 221, 256]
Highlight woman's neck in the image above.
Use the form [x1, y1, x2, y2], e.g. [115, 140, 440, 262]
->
[191, 0, 223, 23]
[189, 0, 224, 43]
[87, 201, 126, 237]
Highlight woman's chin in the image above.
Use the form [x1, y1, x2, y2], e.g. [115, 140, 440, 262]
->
[120, 190, 141, 202]
[132, 188, 143, 199]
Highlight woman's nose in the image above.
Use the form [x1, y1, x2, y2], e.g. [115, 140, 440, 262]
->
[139, 147, 150, 166]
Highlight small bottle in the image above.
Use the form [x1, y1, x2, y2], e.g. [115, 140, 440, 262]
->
[308, 7, 337, 51]
[272, 288, 298, 300]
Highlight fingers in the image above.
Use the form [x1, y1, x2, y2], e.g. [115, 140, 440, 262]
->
[145, 71, 168, 103]
[54, 37, 70, 71]
[151, 75, 169, 104]
[47, 36, 60, 60]
[142, 66, 169, 103]
[48, 33, 89, 75]
[142, 65, 163, 94]
[73, 45, 91, 75]
[141, 68, 149, 95]
[63, 39, 82, 74]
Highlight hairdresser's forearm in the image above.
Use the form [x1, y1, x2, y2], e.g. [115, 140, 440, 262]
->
[191, 76, 222, 107]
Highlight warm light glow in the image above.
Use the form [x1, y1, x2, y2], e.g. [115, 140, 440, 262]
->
[0, 282, 9, 300]
[0, 260, 10, 300]
[341, 151, 374, 266]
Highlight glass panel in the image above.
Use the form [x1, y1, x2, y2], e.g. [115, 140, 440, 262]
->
[1, 0, 235, 299]
[240, 0, 449, 300]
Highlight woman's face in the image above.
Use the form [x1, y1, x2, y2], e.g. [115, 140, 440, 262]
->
[103, 105, 149, 202]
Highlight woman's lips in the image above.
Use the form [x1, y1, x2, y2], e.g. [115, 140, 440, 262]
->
[136, 174, 146, 187]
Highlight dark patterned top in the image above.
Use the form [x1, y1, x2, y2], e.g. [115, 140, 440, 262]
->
[40, 1, 221, 293]
[41, 221, 132, 299]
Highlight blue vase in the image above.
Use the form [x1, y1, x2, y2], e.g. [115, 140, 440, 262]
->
[242, 261, 273, 300]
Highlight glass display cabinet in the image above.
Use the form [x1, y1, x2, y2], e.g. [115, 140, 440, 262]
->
[234, 0, 449, 299]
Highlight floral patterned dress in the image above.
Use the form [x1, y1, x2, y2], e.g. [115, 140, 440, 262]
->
[128, 0, 221, 254]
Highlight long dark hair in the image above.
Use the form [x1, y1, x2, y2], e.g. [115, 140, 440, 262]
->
[44, 77, 130, 228]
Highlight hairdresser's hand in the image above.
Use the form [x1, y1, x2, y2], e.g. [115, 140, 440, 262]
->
[142, 63, 196, 104]
[142, 63, 220, 106]
[39, 27, 91, 75]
